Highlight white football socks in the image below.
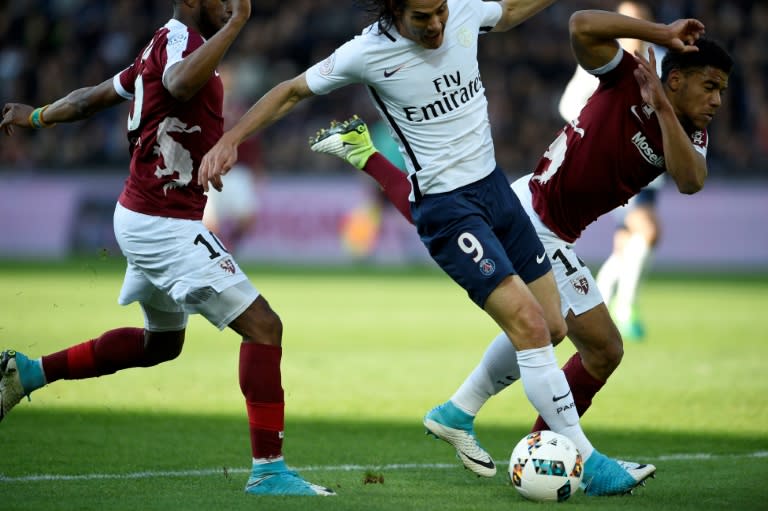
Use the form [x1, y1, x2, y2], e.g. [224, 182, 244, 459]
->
[446, 338, 598, 461]
[516, 345, 594, 460]
[450, 332, 520, 415]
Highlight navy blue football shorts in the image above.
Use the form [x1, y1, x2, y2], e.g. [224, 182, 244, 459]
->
[411, 167, 552, 308]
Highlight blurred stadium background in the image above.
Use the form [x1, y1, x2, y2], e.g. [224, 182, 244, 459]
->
[1, 0, 766, 270]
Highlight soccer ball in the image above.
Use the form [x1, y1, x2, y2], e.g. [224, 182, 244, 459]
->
[509, 430, 584, 502]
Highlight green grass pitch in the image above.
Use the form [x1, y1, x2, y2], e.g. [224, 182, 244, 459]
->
[0, 258, 766, 510]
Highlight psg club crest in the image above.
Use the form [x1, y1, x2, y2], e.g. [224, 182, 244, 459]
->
[478, 258, 496, 277]
[479, 258, 496, 276]
[219, 258, 236, 275]
[570, 277, 589, 295]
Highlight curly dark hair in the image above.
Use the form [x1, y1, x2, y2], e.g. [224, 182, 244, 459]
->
[661, 38, 734, 82]
[354, 0, 409, 33]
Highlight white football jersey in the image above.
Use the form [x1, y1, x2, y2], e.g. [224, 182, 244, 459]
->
[305, 0, 503, 200]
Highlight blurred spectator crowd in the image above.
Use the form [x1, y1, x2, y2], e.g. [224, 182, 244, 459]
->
[1, 0, 765, 179]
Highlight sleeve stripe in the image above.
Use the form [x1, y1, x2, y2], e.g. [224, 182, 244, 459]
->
[113, 73, 133, 100]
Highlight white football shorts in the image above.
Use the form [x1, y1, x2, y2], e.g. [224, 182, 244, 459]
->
[113, 202, 259, 331]
[511, 175, 604, 317]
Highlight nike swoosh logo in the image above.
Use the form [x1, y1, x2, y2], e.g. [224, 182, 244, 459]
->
[630, 105, 644, 123]
[552, 390, 572, 402]
[536, 252, 547, 264]
[461, 452, 496, 470]
[244, 475, 270, 490]
[384, 64, 406, 77]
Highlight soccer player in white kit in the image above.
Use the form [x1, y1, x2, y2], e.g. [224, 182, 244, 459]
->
[0, 0, 333, 497]
[307, 6, 731, 493]
[199, 0, 652, 496]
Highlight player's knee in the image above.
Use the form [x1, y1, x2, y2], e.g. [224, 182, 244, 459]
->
[607, 333, 625, 367]
[603, 345, 623, 373]
[516, 305, 552, 347]
[235, 297, 283, 346]
[257, 308, 283, 346]
[593, 333, 624, 376]
[143, 329, 185, 365]
[548, 316, 568, 345]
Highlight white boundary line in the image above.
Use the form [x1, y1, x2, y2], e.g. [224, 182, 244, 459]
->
[2, 451, 766, 483]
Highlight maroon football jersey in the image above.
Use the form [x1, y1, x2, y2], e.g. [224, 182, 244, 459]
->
[115, 19, 224, 220]
[529, 51, 708, 243]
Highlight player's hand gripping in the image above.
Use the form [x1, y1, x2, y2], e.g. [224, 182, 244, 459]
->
[1, 103, 34, 136]
[228, 0, 252, 26]
[199, 131, 239, 192]
[661, 18, 705, 53]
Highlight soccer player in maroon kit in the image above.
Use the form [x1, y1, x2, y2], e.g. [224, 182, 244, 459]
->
[309, 8, 732, 478]
[0, 0, 333, 497]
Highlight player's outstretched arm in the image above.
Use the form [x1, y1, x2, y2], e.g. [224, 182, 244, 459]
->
[493, 0, 558, 32]
[569, 9, 705, 71]
[198, 73, 315, 192]
[1, 78, 124, 137]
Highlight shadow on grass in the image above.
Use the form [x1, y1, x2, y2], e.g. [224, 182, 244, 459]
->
[1, 409, 767, 511]
[2, 408, 764, 469]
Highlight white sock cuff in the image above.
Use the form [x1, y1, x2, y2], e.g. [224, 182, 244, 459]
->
[253, 456, 284, 466]
[516, 345, 557, 369]
[36, 357, 49, 385]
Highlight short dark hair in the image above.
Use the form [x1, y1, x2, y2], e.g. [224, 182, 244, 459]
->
[661, 38, 734, 82]
[354, 0, 408, 33]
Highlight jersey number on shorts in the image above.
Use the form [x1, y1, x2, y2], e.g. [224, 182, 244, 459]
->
[552, 248, 585, 276]
[194, 231, 228, 259]
[458, 232, 484, 262]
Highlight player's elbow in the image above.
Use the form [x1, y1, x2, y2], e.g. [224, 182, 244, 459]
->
[284, 74, 315, 103]
[671, 162, 707, 195]
[676, 176, 705, 195]
[568, 10, 592, 39]
[163, 71, 204, 102]
[678, 184, 703, 195]
[166, 82, 198, 103]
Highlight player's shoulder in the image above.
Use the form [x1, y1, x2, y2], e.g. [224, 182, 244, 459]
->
[588, 50, 643, 103]
[592, 49, 634, 80]
[139, 19, 203, 61]
[339, 21, 414, 62]
[354, 22, 402, 48]
[161, 19, 204, 53]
